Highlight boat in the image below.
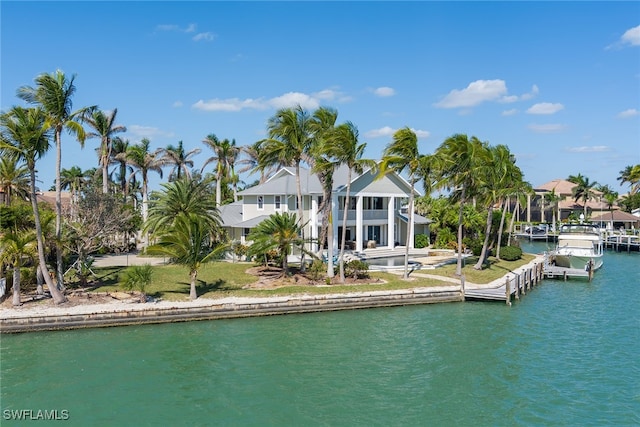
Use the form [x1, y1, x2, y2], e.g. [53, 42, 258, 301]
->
[552, 223, 604, 271]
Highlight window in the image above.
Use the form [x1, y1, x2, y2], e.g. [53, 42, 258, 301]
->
[257, 196, 264, 210]
[243, 228, 251, 237]
[275, 195, 281, 210]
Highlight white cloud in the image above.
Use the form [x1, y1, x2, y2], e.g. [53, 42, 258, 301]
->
[372, 87, 396, 97]
[185, 24, 197, 33]
[172, 101, 183, 108]
[435, 79, 508, 108]
[617, 108, 639, 118]
[192, 89, 350, 112]
[527, 102, 564, 115]
[128, 125, 175, 139]
[364, 126, 429, 139]
[621, 25, 640, 47]
[193, 32, 215, 42]
[520, 85, 539, 100]
[565, 146, 611, 153]
[527, 123, 567, 133]
[502, 109, 518, 116]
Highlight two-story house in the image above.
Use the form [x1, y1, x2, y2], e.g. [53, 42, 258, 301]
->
[219, 165, 430, 253]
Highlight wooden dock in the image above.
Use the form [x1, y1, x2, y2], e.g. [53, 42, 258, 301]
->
[604, 234, 640, 253]
[465, 262, 545, 305]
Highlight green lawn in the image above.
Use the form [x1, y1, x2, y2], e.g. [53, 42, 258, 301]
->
[87, 255, 537, 301]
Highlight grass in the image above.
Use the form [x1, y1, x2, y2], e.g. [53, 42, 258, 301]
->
[84, 255, 537, 301]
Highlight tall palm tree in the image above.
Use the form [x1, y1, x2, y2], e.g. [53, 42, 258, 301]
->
[0, 106, 67, 303]
[17, 70, 94, 288]
[259, 105, 312, 271]
[434, 134, 486, 278]
[85, 108, 126, 194]
[164, 140, 201, 181]
[617, 164, 640, 195]
[326, 121, 376, 283]
[110, 137, 131, 198]
[603, 191, 619, 227]
[379, 127, 422, 279]
[237, 141, 280, 185]
[60, 166, 90, 207]
[147, 213, 226, 300]
[201, 134, 239, 206]
[118, 138, 169, 247]
[0, 157, 30, 205]
[571, 175, 598, 218]
[246, 212, 308, 276]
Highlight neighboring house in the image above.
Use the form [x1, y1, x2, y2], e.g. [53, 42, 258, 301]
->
[520, 179, 609, 223]
[219, 165, 430, 253]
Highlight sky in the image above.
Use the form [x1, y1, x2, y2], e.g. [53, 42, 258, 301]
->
[2, 1, 639, 195]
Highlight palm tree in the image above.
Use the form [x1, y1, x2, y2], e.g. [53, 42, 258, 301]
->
[326, 121, 376, 283]
[617, 164, 640, 195]
[201, 134, 239, 206]
[379, 127, 422, 279]
[603, 191, 619, 228]
[17, 70, 94, 288]
[0, 106, 67, 303]
[0, 156, 30, 205]
[147, 213, 227, 300]
[571, 175, 598, 218]
[164, 140, 201, 181]
[60, 166, 90, 210]
[85, 108, 126, 194]
[0, 229, 36, 306]
[434, 134, 486, 278]
[259, 105, 312, 271]
[144, 177, 221, 239]
[110, 137, 131, 198]
[237, 141, 280, 185]
[246, 212, 309, 276]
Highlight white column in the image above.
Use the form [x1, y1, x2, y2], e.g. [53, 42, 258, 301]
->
[331, 194, 339, 252]
[388, 196, 395, 250]
[541, 194, 545, 223]
[310, 196, 318, 252]
[409, 197, 415, 248]
[356, 195, 363, 252]
[527, 194, 531, 223]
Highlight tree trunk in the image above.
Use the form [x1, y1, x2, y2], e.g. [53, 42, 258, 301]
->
[55, 129, 65, 291]
[36, 264, 44, 295]
[30, 168, 66, 304]
[339, 170, 353, 283]
[403, 181, 414, 279]
[326, 210, 334, 279]
[507, 198, 520, 247]
[474, 205, 494, 270]
[12, 265, 21, 306]
[189, 269, 198, 300]
[102, 141, 109, 194]
[215, 167, 222, 207]
[455, 186, 466, 276]
[295, 162, 305, 272]
[495, 200, 508, 260]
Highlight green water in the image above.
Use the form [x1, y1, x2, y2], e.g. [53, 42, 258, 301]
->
[1, 244, 639, 426]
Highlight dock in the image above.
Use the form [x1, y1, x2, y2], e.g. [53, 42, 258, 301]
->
[464, 261, 545, 305]
[604, 234, 640, 253]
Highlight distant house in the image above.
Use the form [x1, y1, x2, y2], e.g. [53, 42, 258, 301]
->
[520, 179, 609, 223]
[219, 165, 430, 253]
[590, 210, 640, 230]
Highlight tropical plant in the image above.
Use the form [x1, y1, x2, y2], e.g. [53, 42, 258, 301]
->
[85, 108, 126, 194]
[17, 70, 94, 289]
[379, 127, 422, 279]
[60, 166, 91, 217]
[259, 105, 313, 271]
[571, 175, 598, 217]
[0, 106, 66, 303]
[0, 157, 30, 206]
[201, 134, 239, 206]
[164, 140, 201, 181]
[119, 264, 153, 303]
[0, 230, 37, 306]
[326, 121, 376, 282]
[110, 137, 131, 198]
[246, 212, 311, 276]
[147, 214, 226, 300]
[617, 164, 640, 195]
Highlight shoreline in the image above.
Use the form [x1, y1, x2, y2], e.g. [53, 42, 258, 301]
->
[0, 256, 544, 334]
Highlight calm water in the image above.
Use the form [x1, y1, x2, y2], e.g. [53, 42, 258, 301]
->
[1, 243, 639, 426]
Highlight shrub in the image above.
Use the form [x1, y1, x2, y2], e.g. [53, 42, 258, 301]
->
[308, 259, 325, 283]
[463, 237, 484, 256]
[119, 264, 153, 302]
[500, 246, 522, 261]
[345, 260, 369, 279]
[434, 228, 456, 249]
[414, 234, 429, 249]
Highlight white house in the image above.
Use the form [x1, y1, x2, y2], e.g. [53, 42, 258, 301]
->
[219, 165, 430, 253]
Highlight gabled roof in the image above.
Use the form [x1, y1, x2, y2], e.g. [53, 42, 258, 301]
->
[238, 165, 419, 197]
[590, 210, 640, 223]
[218, 201, 243, 227]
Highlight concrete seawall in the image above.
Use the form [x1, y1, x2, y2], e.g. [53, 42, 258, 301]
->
[1, 287, 463, 333]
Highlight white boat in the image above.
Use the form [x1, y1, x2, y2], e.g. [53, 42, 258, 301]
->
[553, 224, 604, 271]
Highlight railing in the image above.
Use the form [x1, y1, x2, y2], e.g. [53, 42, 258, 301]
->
[337, 210, 390, 221]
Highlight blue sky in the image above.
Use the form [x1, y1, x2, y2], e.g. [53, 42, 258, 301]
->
[2, 1, 639, 194]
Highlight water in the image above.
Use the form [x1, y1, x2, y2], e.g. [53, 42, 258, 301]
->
[365, 255, 420, 268]
[1, 243, 639, 426]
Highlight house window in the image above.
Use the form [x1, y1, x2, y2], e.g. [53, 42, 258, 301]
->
[257, 196, 264, 210]
[275, 195, 281, 210]
[243, 228, 251, 237]
[350, 197, 357, 210]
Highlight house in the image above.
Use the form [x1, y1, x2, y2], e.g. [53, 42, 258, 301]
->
[519, 179, 609, 223]
[219, 165, 430, 253]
